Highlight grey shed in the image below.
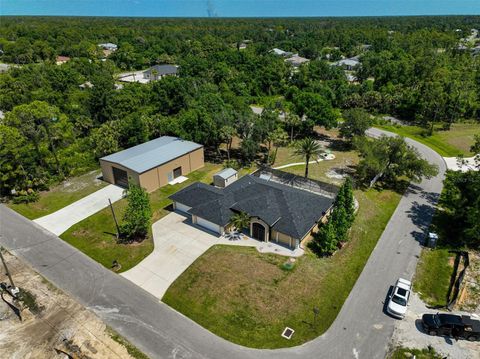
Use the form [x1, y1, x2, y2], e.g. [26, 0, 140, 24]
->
[213, 168, 238, 188]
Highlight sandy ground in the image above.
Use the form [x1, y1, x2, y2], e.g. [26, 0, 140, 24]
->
[391, 292, 480, 359]
[0, 250, 140, 359]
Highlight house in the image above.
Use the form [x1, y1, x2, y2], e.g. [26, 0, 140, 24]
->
[170, 174, 335, 249]
[56, 56, 71, 65]
[98, 43, 118, 51]
[285, 54, 309, 68]
[100, 136, 204, 192]
[143, 65, 178, 81]
[271, 48, 293, 57]
[332, 56, 360, 71]
[79, 81, 94, 89]
[213, 168, 238, 188]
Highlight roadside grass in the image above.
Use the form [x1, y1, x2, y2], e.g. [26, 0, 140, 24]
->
[374, 123, 480, 157]
[106, 327, 149, 359]
[387, 346, 443, 359]
[163, 187, 401, 348]
[413, 248, 454, 307]
[7, 170, 107, 220]
[60, 163, 226, 272]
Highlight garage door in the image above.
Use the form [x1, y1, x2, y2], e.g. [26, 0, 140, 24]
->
[196, 217, 220, 234]
[113, 167, 129, 188]
[175, 202, 191, 214]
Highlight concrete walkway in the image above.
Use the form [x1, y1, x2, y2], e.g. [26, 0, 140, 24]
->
[34, 184, 124, 236]
[121, 211, 302, 300]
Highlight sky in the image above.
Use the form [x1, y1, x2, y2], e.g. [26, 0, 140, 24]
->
[1, 0, 480, 17]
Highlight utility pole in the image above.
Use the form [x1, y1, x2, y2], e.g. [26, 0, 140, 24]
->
[109, 199, 120, 239]
[0, 247, 19, 297]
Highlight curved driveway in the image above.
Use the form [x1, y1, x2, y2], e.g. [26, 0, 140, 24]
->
[0, 128, 446, 359]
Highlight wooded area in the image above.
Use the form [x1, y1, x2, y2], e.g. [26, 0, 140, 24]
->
[0, 16, 479, 199]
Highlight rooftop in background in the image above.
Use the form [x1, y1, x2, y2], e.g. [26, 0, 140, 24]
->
[271, 48, 293, 57]
[100, 136, 203, 174]
[285, 54, 310, 67]
[143, 64, 178, 77]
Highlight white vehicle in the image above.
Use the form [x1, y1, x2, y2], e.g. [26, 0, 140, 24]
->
[386, 278, 412, 319]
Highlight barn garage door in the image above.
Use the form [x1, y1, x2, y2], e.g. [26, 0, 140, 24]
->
[196, 217, 220, 234]
[113, 167, 128, 188]
[175, 202, 191, 214]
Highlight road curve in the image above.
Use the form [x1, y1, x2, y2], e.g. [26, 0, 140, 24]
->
[0, 128, 446, 359]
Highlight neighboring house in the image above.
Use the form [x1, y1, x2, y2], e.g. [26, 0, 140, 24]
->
[271, 48, 293, 57]
[143, 64, 178, 81]
[79, 81, 94, 89]
[332, 56, 360, 70]
[56, 56, 71, 65]
[213, 168, 238, 188]
[285, 54, 310, 68]
[0, 63, 11, 73]
[100, 136, 204, 192]
[98, 43, 118, 51]
[170, 174, 334, 249]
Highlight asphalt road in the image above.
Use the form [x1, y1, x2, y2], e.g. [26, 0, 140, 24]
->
[0, 128, 446, 359]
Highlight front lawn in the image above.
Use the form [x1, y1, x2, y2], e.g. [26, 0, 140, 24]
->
[413, 248, 454, 307]
[375, 123, 480, 157]
[163, 187, 401, 348]
[8, 170, 107, 220]
[60, 163, 225, 272]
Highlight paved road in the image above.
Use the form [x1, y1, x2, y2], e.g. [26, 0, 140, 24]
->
[0, 128, 446, 359]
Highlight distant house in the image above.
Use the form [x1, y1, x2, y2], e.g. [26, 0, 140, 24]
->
[143, 65, 178, 81]
[56, 56, 71, 65]
[79, 81, 94, 89]
[100, 136, 204, 192]
[98, 43, 118, 51]
[285, 54, 309, 68]
[271, 48, 293, 57]
[332, 56, 360, 71]
[0, 63, 11, 73]
[238, 42, 248, 50]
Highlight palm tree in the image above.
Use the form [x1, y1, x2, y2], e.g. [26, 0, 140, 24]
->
[294, 137, 322, 178]
[230, 211, 251, 233]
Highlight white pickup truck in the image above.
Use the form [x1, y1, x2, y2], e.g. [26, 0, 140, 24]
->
[386, 278, 412, 319]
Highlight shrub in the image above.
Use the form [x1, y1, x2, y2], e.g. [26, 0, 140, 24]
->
[119, 184, 151, 242]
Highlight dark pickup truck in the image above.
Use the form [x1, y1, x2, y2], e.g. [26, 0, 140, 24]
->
[422, 313, 480, 341]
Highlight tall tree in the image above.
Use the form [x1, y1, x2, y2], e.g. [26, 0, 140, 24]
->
[294, 138, 322, 178]
[339, 108, 372, 143]
[119, 183, 152, 242]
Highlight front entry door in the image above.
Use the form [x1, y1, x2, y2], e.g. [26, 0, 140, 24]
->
[173, 166, 182, 178]
[252, 222, 266, 242]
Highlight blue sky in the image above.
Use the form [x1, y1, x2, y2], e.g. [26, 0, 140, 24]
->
[1, 0, 480, 17]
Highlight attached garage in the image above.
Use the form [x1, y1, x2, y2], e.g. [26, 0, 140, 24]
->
[195, 216, 222, 234]
[100, 136, 204, 192]
[174, 202, 191, 214]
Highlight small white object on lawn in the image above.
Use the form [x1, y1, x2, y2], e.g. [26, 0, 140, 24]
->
[281, 327, 295, 339]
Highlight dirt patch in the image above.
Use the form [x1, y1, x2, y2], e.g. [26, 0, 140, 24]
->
[61, 170, 104, 193]
[0, 250, 142, 359]
[456, 251, 480, 312]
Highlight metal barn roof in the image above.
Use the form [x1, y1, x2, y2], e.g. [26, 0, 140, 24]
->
[100, 136, 202, 173]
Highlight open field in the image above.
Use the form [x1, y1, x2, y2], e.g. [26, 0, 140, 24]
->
[8, 170, 107, 220]
[413, 249, 454, 307]
[0, 250, 145, 359]
[163, 187, 401, 348]
[60, 163, 226, 272]
[375, 123, 480, 157]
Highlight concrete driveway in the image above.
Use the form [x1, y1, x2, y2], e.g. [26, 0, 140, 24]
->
[34, 184, 124, 236]
[121, 212, 218, 299]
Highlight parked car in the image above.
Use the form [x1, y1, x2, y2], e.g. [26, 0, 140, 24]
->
[386, 278, 411, 318]
[422, 313, 480, 341]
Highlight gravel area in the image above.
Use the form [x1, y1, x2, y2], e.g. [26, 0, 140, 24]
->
[391, 292, 480, 359]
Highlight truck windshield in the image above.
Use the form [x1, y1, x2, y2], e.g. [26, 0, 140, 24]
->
[392, 295, 407, 306]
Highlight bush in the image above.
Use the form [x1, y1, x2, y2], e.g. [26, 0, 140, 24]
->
[118, 184, 152, 242]
[12, 190, 39, 204]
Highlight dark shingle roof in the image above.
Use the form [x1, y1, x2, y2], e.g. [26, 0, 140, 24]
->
[169, 175, 334, 239]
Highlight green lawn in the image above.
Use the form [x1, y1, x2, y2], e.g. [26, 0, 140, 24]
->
[61, 163, 226, 272]
[163, 187, 401, 348]
[413, 248, 454, 307]
[387, 346, 443, 359]
[375, 123, 480, 157]
[8, 170, 107, 220]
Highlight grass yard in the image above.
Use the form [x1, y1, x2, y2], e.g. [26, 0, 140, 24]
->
[413, 248, 454, 307]
[163, 187, 401, 348]
[375, 123, 480, 157]
[8, 170, 107, 220]
[387, 346, 443, 359]
[61, 163, 226, 272]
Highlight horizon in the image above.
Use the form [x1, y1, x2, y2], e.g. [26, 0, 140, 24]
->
[2, 0, 480, 17]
